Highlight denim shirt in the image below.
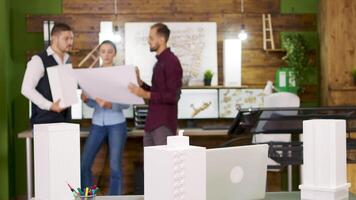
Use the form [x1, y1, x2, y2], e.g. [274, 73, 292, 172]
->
[86, 99, 129, 126]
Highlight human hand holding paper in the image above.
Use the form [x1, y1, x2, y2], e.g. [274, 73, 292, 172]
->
[50, 99, 63, 113]
[95, 98, 112, 109]
[135, 66, 143, 86]
[81, 92, 89, 102]
[128, 83, 150, 99]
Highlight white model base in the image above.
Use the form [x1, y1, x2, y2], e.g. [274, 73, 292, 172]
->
[300, 184, 350, 200]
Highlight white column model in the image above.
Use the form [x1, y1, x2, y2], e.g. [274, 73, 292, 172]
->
[300, 120, 350, 200]
[34, 123, 81, 200]
[144, 130, 206, 200]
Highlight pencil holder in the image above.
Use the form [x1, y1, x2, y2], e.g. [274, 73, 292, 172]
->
[74, 194, 96, 200]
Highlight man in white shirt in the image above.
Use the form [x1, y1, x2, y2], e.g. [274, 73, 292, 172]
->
[21, 23, 74, 126]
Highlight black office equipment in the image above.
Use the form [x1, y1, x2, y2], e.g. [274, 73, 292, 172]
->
[226, 106, 356, 167]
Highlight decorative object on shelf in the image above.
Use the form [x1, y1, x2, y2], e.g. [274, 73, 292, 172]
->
[262, 14, 274, 50]
[263, 80, 274, 95]
[262, 14, 285, 52]
[274, 67, 298, 94]
[203, 70, 213, 86]
[182, 73, 191, 86]
[352, 68, 356, 85]
[223, 39, 242, 86]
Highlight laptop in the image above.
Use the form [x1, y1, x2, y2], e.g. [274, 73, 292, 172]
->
[206, 144, 269, 200]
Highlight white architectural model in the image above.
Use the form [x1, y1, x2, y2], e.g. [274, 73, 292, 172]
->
[34, 123, 81, 200]
[300, 120, 350, 200]
[47, 64, 78, 108]
[144, 130, 206, 200]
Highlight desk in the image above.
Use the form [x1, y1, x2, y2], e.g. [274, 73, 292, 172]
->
[19, 128, 227, 200]
[32, 192, 356, 200]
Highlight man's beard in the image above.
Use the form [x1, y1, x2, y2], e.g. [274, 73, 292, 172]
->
[59, 45, 72, 53]
[65, 45, 73, 52]
[150, 45, 158, 52]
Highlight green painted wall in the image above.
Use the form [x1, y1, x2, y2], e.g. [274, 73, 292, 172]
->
[279, 1, 320, 189]
[281, 0, 318, 14]
[0, 0, 12, 199]
[6, 0, 62, 198]
[280, 0, 320, 107]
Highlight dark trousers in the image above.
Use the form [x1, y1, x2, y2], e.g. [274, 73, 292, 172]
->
[143, 126, 174, 146]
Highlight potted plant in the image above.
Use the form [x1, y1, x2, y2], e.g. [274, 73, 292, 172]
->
[352, 68, 356, 85]
[203, 70, 213, 86]
[281, 34, 313, 93]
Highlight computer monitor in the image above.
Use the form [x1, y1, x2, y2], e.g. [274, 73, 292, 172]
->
[206, 144, 268, 200]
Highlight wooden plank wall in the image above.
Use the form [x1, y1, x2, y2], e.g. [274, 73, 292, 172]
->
[318, 0, 356, 193]
[26, 0, 317, 194]
[26, 0, 316, 90]
[319, 0, 356, 106]
[319, 1, 356, 193]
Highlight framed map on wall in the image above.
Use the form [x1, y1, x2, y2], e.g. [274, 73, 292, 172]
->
[125, 22, 218, 86]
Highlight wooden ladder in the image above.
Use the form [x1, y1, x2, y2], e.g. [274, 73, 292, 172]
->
[262, 14, 284, 52]
[78, 44, 100, 68]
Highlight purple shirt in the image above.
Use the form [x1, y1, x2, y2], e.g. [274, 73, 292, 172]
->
[141, 48, 183, 134]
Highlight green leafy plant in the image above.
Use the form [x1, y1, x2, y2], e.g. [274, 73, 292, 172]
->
[204, 70, 213, 80]
[352, 68, 356, 85]
[203, 70, 214, 86]
[281, 34, 312, 88]
[352, 68, 356, 78]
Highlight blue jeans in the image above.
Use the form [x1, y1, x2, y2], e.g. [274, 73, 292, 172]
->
[81, 122, 127, 195]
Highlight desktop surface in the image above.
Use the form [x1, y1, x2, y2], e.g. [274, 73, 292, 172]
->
[93, 192, 356, 200]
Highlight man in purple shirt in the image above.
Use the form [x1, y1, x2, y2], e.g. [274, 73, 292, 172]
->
[129, 23, 183, 146]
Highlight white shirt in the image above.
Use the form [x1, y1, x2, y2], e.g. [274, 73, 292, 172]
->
[21, 46, 70, 111]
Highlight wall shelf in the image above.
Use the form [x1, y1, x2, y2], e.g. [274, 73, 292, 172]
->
[182, 85, 249, 89]
[329, 86, 356, 91]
